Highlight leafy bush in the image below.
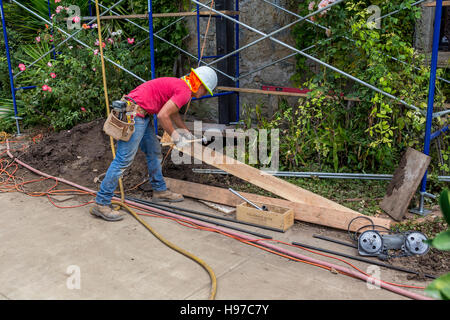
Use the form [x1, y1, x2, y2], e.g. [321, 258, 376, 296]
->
[425, 189, 450, 300]
[1, 0, 189, 132]
[248, 0, 449, 174]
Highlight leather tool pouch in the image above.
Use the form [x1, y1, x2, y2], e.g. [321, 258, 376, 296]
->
[103, 110, 135, 141]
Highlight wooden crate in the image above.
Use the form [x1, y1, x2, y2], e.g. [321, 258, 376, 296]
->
[236, 202, 294, 231]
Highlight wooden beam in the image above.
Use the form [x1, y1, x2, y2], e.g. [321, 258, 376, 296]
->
[75, 11, 239, 21]
[423, 1, 450, 7]
[380, 148, 431, 221]
[217, 86, 362, 102]
[173, 141, 361, 215]
[165, 177, 392, 232]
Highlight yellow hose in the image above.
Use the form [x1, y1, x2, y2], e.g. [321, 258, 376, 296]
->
[93, 0, 217, 300]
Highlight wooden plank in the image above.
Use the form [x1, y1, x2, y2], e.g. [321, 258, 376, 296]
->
[217, 86, 361, 101]
[74, 11, 239, 21]
[423, 1, 450, 7]
[380, 148, 431, 221]
[165, 177, 392, 232]
[173, 141, 359, 214]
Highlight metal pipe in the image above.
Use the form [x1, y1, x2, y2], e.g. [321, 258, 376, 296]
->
[126, 197, 273, 239]
[148, 0, 158, 134]
[312, 234, 358, 249]
[14, 86, 37, 91]
[291, 241, 436, 280]
[191, 0, 423, 114]
[46, 0, 56, 59]
[126, 196, 284, 233]
[418, 0, 444, 215]
[235, 0, 240, 123]
[228, 188, 267, 211]
[192, 168, 394, 180]
[0, 0, 21, 135]
[431, 125, 449, 140]
[192, 168, 450, 182]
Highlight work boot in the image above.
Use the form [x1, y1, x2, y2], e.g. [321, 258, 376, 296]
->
[152, 189, 184, 203]
[90, 203, 124, 222]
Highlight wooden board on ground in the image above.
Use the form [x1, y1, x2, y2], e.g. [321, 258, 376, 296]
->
[380, 147, 431, 221]
[174, 141, 360, 215]
[165, 178, 392, 232]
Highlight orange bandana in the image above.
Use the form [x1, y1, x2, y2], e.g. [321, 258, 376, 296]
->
[181, 71, 202, 93]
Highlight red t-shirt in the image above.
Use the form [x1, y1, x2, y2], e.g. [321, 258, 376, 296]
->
[127, 77, 192, 115]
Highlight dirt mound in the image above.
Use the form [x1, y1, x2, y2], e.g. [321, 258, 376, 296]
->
[18, 118, 245, 193]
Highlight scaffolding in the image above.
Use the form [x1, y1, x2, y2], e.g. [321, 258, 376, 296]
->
[0, 0, 448, 215]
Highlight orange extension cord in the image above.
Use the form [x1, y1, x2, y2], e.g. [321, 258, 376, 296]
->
[0, 138, 427, 292]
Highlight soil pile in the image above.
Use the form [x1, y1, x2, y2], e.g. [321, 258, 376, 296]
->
[18, 118, 245, 193]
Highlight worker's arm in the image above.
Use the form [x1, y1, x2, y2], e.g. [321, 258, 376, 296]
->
[157, 99, 184, 141]
[170, 111, 189, 132]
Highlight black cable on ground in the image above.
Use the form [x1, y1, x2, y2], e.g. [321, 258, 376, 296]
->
[127, 196, 285, 233]
[291, 240, 437, 280]
[127, 197, 273, 239]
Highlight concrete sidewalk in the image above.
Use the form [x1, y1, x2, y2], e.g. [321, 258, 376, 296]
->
[0, 192, 428, 300]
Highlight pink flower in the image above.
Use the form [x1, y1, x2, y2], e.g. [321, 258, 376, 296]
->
[318, 0, 329, 9]
[127, 38, 135, 44]
[81, 107, 86, 112]
[47, 62, 52, 67]
[49, 35, 53, 42]
[42, 85, 49, 91]
[92, 67, 96, 72]
[55, 0, 61, 3]
[308, 1, 315, 10]
[93, 49, 99, 55]
[47, 87, 52, 93]
[95, 39, 105, 48]
[55, 5, 63, 13]
[18, 63, 26, 71]
[91, 24, 97, 28]
[72, 16, 80, 23]
[35, 36, 41, 43]
[50, 72, 56, 78]
[108, 38, 114, 44]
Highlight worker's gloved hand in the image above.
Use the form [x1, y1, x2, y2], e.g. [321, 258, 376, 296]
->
[181, 130, 196, 141]
[173, 135, 190, 149]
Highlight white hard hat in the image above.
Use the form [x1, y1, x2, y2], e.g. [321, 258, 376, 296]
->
[191, 66, 218, 96]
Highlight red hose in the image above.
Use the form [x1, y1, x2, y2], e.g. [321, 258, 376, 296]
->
[6, 140, 433, 300]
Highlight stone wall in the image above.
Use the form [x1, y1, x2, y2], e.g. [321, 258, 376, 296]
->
[183, 0, 302, 123]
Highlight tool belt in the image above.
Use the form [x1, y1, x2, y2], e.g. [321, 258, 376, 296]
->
[103, 97, 138, 142]
[121, 95, 149, 118]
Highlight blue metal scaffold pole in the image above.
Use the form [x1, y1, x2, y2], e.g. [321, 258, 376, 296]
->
[148, 0, 157, 134]
[411, 0, 444, 216]
[0, 0, 21, 135]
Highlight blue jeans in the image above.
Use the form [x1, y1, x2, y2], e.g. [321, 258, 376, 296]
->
[95, 116, 167, 205]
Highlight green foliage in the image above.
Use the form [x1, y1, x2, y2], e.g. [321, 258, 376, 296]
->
[425, 189, 450, 300]
[0, 0, 189, 132]
[284, 0, 449, 174]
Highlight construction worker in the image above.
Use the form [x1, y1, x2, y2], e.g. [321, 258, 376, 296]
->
[91, 66, 218, 221]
